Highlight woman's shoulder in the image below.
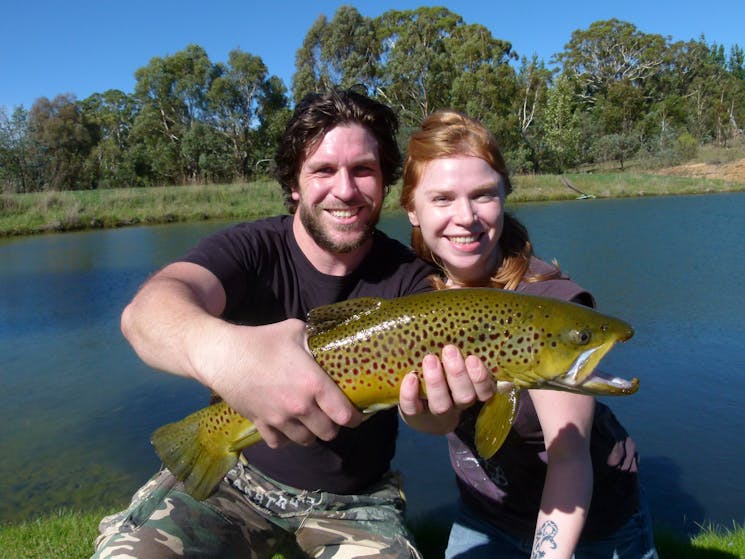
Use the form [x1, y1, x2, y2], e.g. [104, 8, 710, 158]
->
[518, 257, 595, 307]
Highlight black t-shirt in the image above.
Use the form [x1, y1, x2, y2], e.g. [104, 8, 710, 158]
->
[179, 215, 435, 493]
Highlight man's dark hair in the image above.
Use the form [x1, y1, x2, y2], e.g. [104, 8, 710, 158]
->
[274, 89, 401, 213]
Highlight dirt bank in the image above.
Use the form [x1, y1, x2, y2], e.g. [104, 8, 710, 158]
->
[656, 157, 745, 183]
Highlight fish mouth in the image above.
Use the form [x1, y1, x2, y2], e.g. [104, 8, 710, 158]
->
[546, 326, 638, 396]
[547, 367, 639, 395]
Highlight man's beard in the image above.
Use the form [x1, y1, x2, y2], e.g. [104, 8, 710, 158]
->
[298, 203, 380, 254]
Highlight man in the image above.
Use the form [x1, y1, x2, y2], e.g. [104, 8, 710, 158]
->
[91, 89, 495, 559]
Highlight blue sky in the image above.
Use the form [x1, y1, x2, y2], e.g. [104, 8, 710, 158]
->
[2, 0, 742, 111]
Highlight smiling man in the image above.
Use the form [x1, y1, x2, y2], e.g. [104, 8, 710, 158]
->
[91, 89, 495, 559]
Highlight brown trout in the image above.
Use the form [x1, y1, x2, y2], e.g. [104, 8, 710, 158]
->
[151, 288, 638, 500]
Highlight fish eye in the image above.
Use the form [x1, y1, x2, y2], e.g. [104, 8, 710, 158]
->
[569, 329, 592, 345]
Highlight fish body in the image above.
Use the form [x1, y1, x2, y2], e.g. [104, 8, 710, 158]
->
[152, 288, 638, 500]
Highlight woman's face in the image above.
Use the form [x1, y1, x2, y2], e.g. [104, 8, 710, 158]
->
[408, 155, 506, 286]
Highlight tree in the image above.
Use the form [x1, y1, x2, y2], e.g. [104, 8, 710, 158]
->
[28, 95, 97, 190]
[538, 74, 582, 172]
[376, 7, 464, 128]
[513, 55, 554, 171]
[292, 6, 379, 102]
[448, 22, 518, 147]
[594, 79, 646, 135]
[555, 19, 668, 106]
[0, 106, 36, 192]
[80, 89, 139, 188]
[593, 132, 640, 170]
[132, 44, 218, 184]
[208, 49, 286, 180]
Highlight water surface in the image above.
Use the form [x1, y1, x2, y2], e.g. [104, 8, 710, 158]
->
[1, 193, 743, 535]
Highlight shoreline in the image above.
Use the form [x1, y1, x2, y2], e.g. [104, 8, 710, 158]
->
[2, 172, 744, 239]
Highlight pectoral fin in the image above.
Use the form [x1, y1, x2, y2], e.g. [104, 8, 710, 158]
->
[474, 389, 519, 459]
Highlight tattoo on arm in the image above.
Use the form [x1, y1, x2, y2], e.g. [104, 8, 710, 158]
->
[531, 520, 558, 558]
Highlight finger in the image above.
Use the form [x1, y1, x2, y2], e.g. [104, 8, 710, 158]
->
[464, 354, 497, 401]
[314, 374, 364, 433]
[398, 372, 424, 416]
[254, 422, 292, 449]
[440, 345, 478, 408]
[421, 353, 455, 415]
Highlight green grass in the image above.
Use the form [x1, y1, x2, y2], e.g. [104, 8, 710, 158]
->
[0, 508, 115, 559]
[1, 509, 742, 558]
[1, 171, 744, 238]
[0, 180, 287, 237]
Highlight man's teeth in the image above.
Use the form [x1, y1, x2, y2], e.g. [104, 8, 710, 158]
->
[329, 209, 358, 218]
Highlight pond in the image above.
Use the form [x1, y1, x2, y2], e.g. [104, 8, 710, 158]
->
[1, 192, 743, 536]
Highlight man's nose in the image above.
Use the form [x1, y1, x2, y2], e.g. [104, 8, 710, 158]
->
[333, 169, 357, 199]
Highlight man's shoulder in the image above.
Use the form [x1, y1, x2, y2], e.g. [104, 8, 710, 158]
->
[370, 230, 433, 270]
[209, 215, 292, 247]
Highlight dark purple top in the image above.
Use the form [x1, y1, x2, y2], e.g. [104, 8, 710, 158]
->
[449, 258, 640, 540]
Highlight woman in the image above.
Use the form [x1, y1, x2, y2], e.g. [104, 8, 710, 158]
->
[398, 110, 658, 559]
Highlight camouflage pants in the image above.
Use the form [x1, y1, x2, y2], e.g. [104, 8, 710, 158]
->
[91, 461, 422, 559]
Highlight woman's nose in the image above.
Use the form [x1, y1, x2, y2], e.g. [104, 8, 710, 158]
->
[454, 198, 476, 224]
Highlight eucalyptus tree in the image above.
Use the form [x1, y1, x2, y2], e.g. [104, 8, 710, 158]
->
[664, 37, 744, 145]
[252, 75, 292, 174]
[131, 44, 219, 184]
[207, 49, 280, 181]
[554, 19, 668, 107]
[375, 6, 464, 129]
[537, 74, 583, 172]
[27, 94, 97, 190]
[552, 19, 670, 157]
[292, 6, 380, 102]
[448, 22, 518, 148]
[0, 106, 35, 192]
[513, 55, 554, 171]
[80, 89, 139, 188]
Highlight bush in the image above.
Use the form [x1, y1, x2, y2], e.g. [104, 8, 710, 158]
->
[675, 132, 698, 161]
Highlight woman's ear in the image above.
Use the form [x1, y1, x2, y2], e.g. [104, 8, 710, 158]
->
[407, 210, 420, 227]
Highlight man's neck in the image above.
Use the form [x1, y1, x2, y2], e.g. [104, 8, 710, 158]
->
[292, 214, 372, 276]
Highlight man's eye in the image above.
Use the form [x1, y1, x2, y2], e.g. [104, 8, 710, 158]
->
[475, 194, 497, 203]
[354, 165, 376, 176]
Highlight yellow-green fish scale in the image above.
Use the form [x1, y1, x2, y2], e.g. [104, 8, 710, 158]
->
[308, 288, 632, 405]
[152, 287, 634, 501]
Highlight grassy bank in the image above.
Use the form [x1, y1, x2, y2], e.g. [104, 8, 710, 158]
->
[1, 508, 743, 559]
[1, 171, 744, 238]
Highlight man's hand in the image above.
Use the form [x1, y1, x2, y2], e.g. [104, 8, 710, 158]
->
[121, 262, 363, 450]
[398, 344, 497, 434]
[206, 318, 364, 448]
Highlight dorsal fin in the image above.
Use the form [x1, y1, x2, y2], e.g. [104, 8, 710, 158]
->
[306, 297, 383, 336]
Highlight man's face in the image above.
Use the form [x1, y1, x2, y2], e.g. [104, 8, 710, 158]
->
[293, 124, 384, 254]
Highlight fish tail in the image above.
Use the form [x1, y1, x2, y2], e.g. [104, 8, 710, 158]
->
[151, 408, 261, 500]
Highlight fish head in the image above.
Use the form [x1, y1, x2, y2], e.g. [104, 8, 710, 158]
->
[538, 307, 635, 392]
[489, 292, 635, 393]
